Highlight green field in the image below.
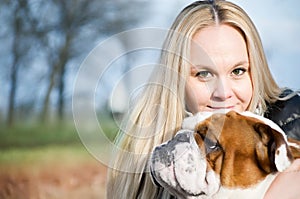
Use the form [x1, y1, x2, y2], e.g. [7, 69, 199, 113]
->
[0, 118, 118, 199]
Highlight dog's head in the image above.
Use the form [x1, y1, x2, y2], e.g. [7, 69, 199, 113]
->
[150, 111, 294, 198]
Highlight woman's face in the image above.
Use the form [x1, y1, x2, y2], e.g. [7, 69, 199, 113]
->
[186, 24, 253, 114]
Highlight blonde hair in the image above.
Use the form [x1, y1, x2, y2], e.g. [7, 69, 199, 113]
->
[106, 1, 282, 198]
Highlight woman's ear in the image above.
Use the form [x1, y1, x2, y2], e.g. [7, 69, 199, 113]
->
[254, 122, 293, 172]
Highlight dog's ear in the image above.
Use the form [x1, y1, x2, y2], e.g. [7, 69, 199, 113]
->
[254, 122, 293, 172]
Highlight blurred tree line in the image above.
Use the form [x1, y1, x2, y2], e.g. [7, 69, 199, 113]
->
[1, 0, 149, 126]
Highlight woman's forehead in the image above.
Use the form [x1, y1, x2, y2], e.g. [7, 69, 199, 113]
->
[190, 24, 248, 68]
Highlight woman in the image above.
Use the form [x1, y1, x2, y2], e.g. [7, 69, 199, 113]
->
[106, 0, 300, 198]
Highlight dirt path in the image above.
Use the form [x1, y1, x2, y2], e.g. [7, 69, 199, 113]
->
[0, 159, 107, 199]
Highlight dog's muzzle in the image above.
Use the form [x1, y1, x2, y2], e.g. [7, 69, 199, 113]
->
[150, 130, 218, 198]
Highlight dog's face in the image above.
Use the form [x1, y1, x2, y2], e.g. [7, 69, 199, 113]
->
[194, 111, 293, 187]
[150, 111, 294, 198]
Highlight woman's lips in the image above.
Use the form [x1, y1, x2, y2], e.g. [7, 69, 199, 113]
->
[207, 105, 235, 110]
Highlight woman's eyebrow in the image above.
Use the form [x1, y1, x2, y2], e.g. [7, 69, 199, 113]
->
[192, 64, 215, 69]
[193, 60, 249, 70]
[191, 64, 218, 75]
[232, 60, 249, 68]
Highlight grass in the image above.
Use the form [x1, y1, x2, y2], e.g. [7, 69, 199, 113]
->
[0, 115, 119, 150]
[0, 119, 113, 172]
[0, 125, 79, 149]
[0, 117, 117, 199]
[0, 115, 119, 169]
[0, 144, 90, 168]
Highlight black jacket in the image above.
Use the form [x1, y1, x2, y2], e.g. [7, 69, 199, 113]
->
[264, 90, 300, 140]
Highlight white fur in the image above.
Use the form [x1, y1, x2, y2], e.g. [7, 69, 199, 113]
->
[275, 144, 291, 172]
[173, 137, 208, 195]
[182, 110, 231, 130]
[151, 130, 220, 198]
[211, 174, 277, 199]
[182, 112, 214, 130]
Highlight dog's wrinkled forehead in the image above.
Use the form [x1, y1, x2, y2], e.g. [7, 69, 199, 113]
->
[182, 110, 287, 140]
[241, 111, 287, 139]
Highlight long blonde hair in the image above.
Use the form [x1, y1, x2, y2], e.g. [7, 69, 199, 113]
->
[106, 1, 281, 198]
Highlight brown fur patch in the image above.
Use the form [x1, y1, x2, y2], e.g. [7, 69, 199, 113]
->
[194, 111, 291, 188]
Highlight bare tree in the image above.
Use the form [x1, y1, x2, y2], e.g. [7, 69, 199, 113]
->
[6, 0, 34, 126]
[39, 0, 149, 122]
[2, 0, 149, 125]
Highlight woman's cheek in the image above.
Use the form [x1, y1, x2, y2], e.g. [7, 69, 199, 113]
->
[234, 78, 253, 111]
[185, 79, 208, 113]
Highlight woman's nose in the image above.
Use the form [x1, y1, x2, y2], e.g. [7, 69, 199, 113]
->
[210, 77, 233, 101]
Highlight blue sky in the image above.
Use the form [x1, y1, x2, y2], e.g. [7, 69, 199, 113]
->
[232, 0, 300, 90]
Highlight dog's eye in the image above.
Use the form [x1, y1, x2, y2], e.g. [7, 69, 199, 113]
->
[199, 133, 221, 153]
[207, 143, 221, 154]
[204, 138, 221, 154]
[209, 144, 218, 150]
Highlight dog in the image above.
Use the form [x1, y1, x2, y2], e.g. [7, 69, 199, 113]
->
[150, 110, 300, 199]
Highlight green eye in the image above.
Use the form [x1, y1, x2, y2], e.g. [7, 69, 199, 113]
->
[195, 71, 213, 78]
[232, 68, 246, 76]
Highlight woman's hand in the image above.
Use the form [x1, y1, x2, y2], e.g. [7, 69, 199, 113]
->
[264, 159, 300, 199]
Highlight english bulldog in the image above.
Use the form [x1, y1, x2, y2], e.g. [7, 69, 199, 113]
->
[150, 111, 300, 199]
